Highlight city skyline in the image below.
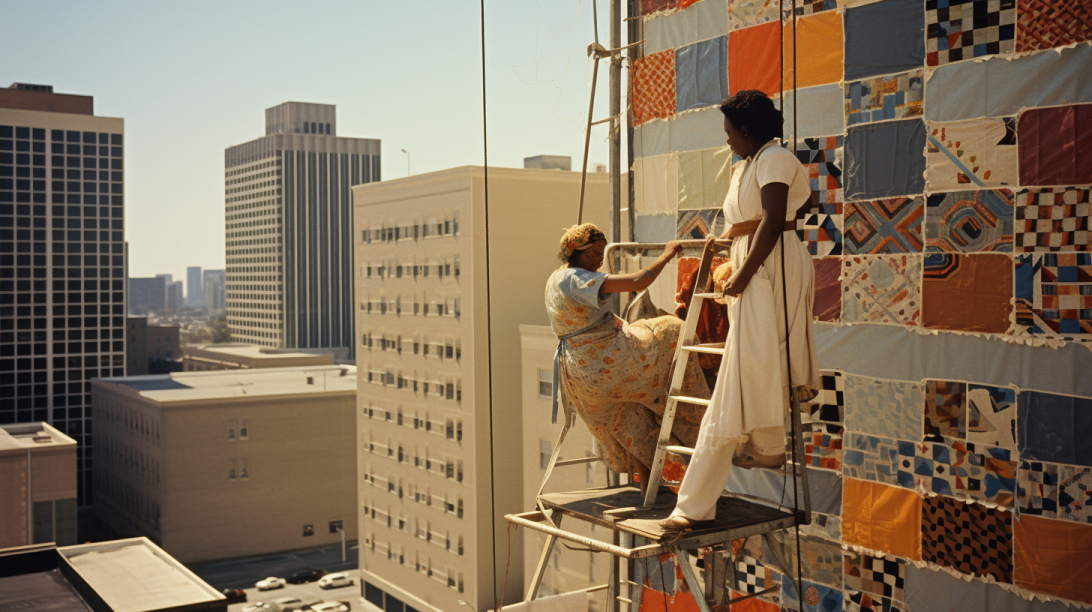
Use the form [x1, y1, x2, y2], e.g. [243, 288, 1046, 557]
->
[2, 1, 615, 282]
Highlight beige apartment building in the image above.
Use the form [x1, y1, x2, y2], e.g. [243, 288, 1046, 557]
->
[90, 365, 357, 563]
[0, 423, 78, 549]
[352, 167, 611, 612]
[182, 343, 334, 371]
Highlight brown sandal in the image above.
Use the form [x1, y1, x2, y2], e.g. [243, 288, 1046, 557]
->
[732, 440, 786, 469]
[659, 516, 714, 530]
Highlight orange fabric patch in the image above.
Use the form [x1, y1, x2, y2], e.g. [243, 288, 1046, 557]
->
[842, 478, 922, 560]
[678, 0, 703, 8]
[922, 253, 1013, 334]
[1014, 515, 1092, 604]
[728, 21, 782, 97]
[638, 586, 703, 612]
[633, 49, 677, 126]
[728, 592, 779, 612]
[782, 10, 844, 89]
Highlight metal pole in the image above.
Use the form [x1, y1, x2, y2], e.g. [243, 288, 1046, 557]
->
[340, 527, 346, 563]
[625, 0, 639, 243]
[609, 0, 622, 244]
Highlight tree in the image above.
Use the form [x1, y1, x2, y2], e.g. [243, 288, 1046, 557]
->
[209, 313, 231, 344]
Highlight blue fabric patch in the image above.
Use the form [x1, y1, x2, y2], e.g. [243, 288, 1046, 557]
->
[1018, 390, 1092, 467]
[844, 119, 927, 200]
[675, 36, 728, 113]
[844, 0, 926, 80]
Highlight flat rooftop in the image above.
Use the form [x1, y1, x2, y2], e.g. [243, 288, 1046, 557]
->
[0, 570, 92, 611]
[0, 422, 76, 452]
[60, 538, 223, 612]
[94, 365, 357, 403]
[186, 343, 334, 362]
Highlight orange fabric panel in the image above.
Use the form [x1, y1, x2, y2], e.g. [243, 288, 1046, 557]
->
[638, 587, 702, 612]
[728, 21, 782, 96]
[728, 592, 779, 612]
[633, 49, 677, 126]
[678, 0, 703, 8]
[782, 10, 844, 89]
[1014, 515, 1092, 604]
[842, 478, 922, 560]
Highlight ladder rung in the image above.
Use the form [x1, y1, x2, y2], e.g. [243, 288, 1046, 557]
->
[681, 343, 725, 355]
[692, 292, 721, 299]
[669, 395, 711, 406]
[661, 445, 695, 455]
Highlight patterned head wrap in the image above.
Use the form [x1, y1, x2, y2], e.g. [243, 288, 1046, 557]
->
[558, 223, 606, 261]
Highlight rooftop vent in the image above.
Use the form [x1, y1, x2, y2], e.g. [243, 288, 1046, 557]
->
[10, 83, 54, 93]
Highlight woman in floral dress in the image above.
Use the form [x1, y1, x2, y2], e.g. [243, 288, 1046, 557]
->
[545, 223, 710, 495]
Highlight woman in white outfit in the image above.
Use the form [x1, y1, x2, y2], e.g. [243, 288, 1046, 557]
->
[661, 90, 820, 530]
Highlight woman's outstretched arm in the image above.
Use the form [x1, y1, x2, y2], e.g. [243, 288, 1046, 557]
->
[601, 241, 682, 294]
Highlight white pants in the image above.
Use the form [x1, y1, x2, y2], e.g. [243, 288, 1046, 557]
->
[669, 425, 785, 521]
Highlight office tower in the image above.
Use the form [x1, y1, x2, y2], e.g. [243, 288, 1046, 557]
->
[224, 102, 380, 358]
[352, 166, 611, 612]
[186, 266, 203, 307]
[202, 269, 225, 315]
[0, 83, 125, 508]
[0, 422, 78, 548]
[165, 280, 182, 312]
[128, 277, 166, 314]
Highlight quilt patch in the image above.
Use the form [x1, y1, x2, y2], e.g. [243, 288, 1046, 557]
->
[1016, 0, 1092, 52]
[844, 375, 923, 441]
[765, 533, 844, 588]
[842, 255, 922, 326]
[843, 552, 906, 602]
[844, 119, 928, 201]
[921, 494, 1013, 583]
[844, 0, 927, 80]
[806, 431, 844, 471]
[794, 137, 845, 257]
[729, 21, 782, 96]
[845, 591, 909, 612]
[1018, 104, 1092, 186]
[640, 0, 677, 16]
[782, 0, 840, 18]
[922, 253, 1013, 334]
[926, 0, 1016, 66]
[843, 479, 922, 560]
[733, 553, 775, 594]
[781, 576, 845, 612]
[926, 118, 1018, 190]
[730, 0, 780, 29]
[805, 371, 846, 432]
[1014, 253, 1092, 336]
[676, 208, 725, 240]
[843, 433, 907, 488]
[1018, 390, 1092, 467]
[1018, 460, 1092, 524]
[966, 384, 1018, 451]
[845, 70, 924, 126]
[843, 198, 925, 254]
[1015, 187, 1092, 252]
[924, 381, 966, 442]
[1014, 515, 1092, 605]
[925, 189, 1015, 253]
[632, 49, 676, 126]
[913, 441, 1017, 506]
[814, 257, 843, 322]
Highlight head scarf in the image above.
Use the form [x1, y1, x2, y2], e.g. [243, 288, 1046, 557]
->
[558, 223, 605, 261]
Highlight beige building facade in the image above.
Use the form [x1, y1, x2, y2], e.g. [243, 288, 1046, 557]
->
[0, 422, 78, 549]
[182, 343, 334, 371]
[90, 365, 357, 563]
[352, 167, 610, 612]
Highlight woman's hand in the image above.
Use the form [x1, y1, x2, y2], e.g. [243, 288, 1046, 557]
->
[662, 240, 682, 260]
[721, 271, 751, 298]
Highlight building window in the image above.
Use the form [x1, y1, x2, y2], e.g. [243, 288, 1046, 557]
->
[240, 419, 249, 440]
[329, 519, 343, 534]
[228, 419, 237, 439]
[303, 524, 314, 536]
[229, 458, 237, 480]
[240, 457, 249, 479]
[538, 369, 553, 399]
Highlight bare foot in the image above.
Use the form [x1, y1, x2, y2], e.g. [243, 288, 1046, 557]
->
[659, 515, 713, 530]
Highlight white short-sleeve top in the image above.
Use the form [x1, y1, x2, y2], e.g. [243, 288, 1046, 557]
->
[724, 142, 812, 225]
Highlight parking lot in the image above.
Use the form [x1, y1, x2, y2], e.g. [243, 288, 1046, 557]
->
[187, 542, 365, 611]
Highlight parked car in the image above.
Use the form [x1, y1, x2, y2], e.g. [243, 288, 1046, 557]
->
[256, 576, 286, 591]
[310, 602, 351, 612]
[222, 588, 247, 603]
[241, 603, 273, 612]
[270, 597, 304, 611]
[317, 572, 354, 589]
[287, 568, 327, 584]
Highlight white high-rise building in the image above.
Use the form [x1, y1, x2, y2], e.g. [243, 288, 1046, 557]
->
[186, 266, 203, 307]
[0, 83, 126, 509]
[224, 102, 380, 357]
[352, 166, 611, 612]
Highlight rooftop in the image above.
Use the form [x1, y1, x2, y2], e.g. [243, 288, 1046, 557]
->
[0, 423, 76, 452]
[94, 365, 357, 403]
[186, 343, 334, 362]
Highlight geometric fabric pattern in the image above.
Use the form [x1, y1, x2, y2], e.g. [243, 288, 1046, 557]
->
[845, 591, 909, 612]
[1015, 0, 1092, 52]
[925, 118, 1018, 190]
[843, 433, 906, 487]
[844, 198, 925, 254]
[842, 255, 922, 326]
[733, 553, 774, 594]
[925, 189, 1015, 253]
[924, 380, 966, 442]
[805, 370, 846, 430]
[966, 384, 1018, 452]
[676, 208, 725, 240]
[843, 552, 906, 602]
[730, 0, 780, 30]
[1015, 253, 1092, 336]
[782, 0, 839, 19]
[806, 431, 844, 471]
[632, 49, 676, 126]
[926, 0, 1017, 66]
[913, 441, 1017, 507]
[795, 137, 845, 256]
[921, 494, 1014, 583]
[845, 70, 924, 126]
[1015, 187, 1092, 252]
[1018, 460, 1092, 524]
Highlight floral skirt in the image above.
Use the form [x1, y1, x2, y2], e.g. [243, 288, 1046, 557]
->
[560, 315, 710, 473]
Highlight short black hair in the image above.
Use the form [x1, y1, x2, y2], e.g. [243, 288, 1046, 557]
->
[719, 90, 783, 144]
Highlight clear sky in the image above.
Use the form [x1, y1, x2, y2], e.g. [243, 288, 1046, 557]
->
[2, 0, 617, 284]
